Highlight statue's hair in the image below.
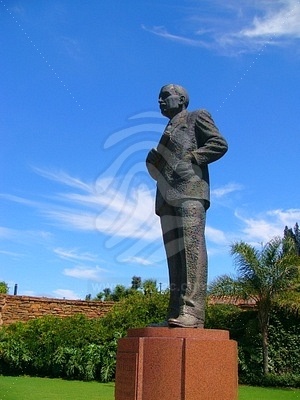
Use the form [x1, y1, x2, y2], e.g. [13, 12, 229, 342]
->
[161, 84, 189, 107]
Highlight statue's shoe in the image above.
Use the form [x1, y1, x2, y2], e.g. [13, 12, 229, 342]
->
[168, 314, 203, 328]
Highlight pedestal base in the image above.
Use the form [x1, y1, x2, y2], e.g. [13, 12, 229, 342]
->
[115, 328, 238, 400]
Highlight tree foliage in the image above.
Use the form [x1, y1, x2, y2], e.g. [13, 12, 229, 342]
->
[93, 277, 159, 301]
[209, 236, 300, 375]
[0, 281, 9, 294]
[284, 223, 300, 256]
[1, 262, 300, 386]
[206, 303, 300, 387]
[0, 284, 168, 381]
[99, 289, 168, 339]
[131, 276, 142, 290]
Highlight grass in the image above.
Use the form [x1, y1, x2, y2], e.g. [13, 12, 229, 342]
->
[0, 376, 300, 399]
[0, 376, 114, 400]
[239, 385, 300, 399]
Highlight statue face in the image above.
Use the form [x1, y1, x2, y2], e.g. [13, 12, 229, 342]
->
[158, 88, 184, 119]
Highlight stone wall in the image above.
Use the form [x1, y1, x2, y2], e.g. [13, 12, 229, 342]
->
[0, 294, 114, 326]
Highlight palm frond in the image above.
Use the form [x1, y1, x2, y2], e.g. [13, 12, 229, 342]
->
[231, 241, 260, 280]
[208, 275, 236, 297]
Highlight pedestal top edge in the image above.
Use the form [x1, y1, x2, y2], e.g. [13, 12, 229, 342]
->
[126, 327, 230, 340]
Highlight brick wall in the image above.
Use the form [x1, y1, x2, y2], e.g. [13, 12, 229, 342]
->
[0, 294, 114, 326]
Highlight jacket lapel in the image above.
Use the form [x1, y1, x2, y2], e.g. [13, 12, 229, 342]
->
[167, 110, 188, 137]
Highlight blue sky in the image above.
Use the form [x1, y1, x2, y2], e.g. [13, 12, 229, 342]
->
[1, 0, 300, 299]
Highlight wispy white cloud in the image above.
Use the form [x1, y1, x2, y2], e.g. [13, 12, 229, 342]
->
[240, 0, 300, 38]
[0, 225, 52, 243]
[95, 184, 160, 242]
[142, 0, 300, 53]
[44, 208, 97, 231]
[121, 256, 154, 266]
[0, 193, 40, 208]
[141, 25, 211, 48]
[54, 247, 100, 263]
[3, 168, 159, 242]
[3, 166, 162, 264]
[32, 167, 94, 193]
[36, 179, 160, 241]
[205, 206, 300, 254]
[28, 115, 164, 252]
[235, 208, 300, 244]
[63, 266, 107, 281]
[0, 249, 24, 258]
[206, 226, 228, 245]
[267, 209, 300, 228]
[211, 183, 243, 199]
[3, 167, 298, 263]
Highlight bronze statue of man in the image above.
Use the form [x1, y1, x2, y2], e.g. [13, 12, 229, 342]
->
[146, 84, 228, 328]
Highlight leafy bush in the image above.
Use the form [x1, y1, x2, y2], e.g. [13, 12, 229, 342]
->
[0, 290, 168, 381]
[206, 303, 300, 387]
[0, 315, 107, 380]
[0, 281, 9, 294]
[100, 290, 168, 339]
[1, 293, 299, 386]
[267, 308, 300, 377]
[260, 373, 300, 388]
[0, 330, 32, 375]
[205, 303, 242, 331]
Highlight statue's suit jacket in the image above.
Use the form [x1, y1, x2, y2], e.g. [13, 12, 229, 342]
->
[146, 109, 228, 216]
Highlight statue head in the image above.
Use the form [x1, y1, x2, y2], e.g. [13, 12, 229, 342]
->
[158, 84, 189, 119]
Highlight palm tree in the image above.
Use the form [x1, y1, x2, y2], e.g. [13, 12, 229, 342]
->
[209, 237, 300, 375]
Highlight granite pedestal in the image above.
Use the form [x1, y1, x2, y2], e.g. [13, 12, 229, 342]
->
[115, 327, 238, 400]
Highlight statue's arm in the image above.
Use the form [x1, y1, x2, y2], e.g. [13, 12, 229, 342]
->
[191, 110, 228, 166]
[146, 148, 163, 180]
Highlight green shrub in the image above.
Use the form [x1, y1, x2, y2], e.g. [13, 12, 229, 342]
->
[1, 295, 299, 386]
[0, 281, 9, 294]
[99, 289, 169, 340]
[206, 304, 300, 387]
[0, 332, 32, 375]
[0, 315, 107, 380]
[261, 373, 300, 388]
[52, 344, 102, 381]
[0, 290, 168, 381]
[267, 308, 300, 377]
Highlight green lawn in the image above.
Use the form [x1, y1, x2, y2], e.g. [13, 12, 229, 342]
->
[0, 376, 299, 399]
[239, 385, 300, 400]
[0, 376, 114, 400]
